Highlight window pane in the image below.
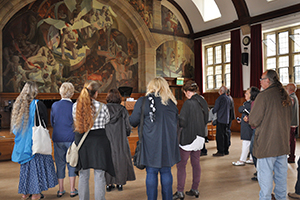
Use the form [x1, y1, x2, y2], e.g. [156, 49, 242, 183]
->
[278, 56, 289, 68]
[266, 34, 276, 56]
[225, 74, 230, 88]
[207, 76, 214, 89]
[215, 65, 222, 74]
[295, 54, 300, 83]
[294, 29, 300, 52]
[295, 66, 300, 84]
[295, 54, 300, 66]
[207, 66, 213, 75]
[279, 68, 289, 84]
[225, 44, 231, 62]
[207, 47, 213, 65]
[225, 64, 230, 73]
[279, 31, 289, 54]
[215, 75, 222, 89]
[266, 58, 276, 70]
[215, 46, 222, 64]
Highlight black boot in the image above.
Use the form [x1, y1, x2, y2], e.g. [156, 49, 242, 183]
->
[173, 191, 185, 200]
[185, 189, 199, 198]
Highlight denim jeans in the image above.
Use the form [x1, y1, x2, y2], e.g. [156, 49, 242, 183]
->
[146, 167, 173, 200]
[79, 169, 106, 200]
[53, 142, 76, 178]
[257, 155, 288, 200]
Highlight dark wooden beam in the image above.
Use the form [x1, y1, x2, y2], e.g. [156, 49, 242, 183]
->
[193, 3, 300, 39]
[231, 0, 250, 19]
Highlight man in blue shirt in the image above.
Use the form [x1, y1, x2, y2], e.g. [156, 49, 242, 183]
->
[212, 86, 231, 156]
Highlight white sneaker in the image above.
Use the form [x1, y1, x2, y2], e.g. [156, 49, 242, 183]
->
[245, 159, 254, 164]
[232, 161, 245, 166]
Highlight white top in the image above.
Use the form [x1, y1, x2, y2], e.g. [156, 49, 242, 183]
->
[179, 136, 205, 151]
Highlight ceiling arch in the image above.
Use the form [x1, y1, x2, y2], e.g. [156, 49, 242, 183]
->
[168, 0, 300, 39]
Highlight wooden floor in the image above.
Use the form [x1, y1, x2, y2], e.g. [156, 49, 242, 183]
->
[0, 132, 299, 200]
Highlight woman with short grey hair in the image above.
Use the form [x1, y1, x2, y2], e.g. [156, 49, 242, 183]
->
[51, 82, 78, 198]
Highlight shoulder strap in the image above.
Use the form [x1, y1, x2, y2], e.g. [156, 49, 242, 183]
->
[139, 97, 147, 141]
[77, 103, 103, 149]
[35, 100, 46, 127]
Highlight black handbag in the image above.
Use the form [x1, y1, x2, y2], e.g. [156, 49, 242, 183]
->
[133, 97, 146, 170]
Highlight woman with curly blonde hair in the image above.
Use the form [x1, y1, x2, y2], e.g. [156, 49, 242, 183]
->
[11, 81, 57, 200]
[130, 77, 180, 200]
[72, 80, 115, 200]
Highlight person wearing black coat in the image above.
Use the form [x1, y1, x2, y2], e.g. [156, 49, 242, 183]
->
[130, 77, 180, 200]
[173, 80, 209, 200]
[105, 89, 135, 192]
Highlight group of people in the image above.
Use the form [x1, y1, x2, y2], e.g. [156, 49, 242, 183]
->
[11, 81, 136, 200]
[10, 77, 209, 200]
[10, 69, 300, 200]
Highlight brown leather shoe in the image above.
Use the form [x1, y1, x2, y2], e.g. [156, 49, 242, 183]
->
[271, 193, 276, 200]
[213, 152, 224, 157]
[288, 192, 300, 199]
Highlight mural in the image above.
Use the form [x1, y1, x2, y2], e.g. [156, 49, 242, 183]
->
[128, 0, 153, 28]
[161, 6, 183, 35]
[156, 41, 194, 78]
[2, 0, 138, 93]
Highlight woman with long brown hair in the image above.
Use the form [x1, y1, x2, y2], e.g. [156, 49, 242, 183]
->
[73, 80, 114, 200]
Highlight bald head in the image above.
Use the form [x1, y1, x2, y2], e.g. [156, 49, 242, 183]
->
[286, 83, 297, 95]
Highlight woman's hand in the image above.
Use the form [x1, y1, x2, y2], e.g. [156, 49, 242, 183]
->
[243, 115, 249, 123]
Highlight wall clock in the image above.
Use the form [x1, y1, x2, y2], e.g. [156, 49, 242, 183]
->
[242, 36, 251, 46]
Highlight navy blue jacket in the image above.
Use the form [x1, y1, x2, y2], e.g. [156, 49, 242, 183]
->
[51, 99, 75, 142]
[212, 93, 231, 124]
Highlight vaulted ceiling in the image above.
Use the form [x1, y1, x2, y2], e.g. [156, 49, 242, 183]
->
[168, 0, 300, 39]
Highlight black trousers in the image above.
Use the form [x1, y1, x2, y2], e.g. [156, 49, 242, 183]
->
[216, 122, 229, 154]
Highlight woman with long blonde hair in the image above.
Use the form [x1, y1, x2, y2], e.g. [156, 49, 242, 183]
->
[11, 81, 57, 200]
[130, 77, 180, 200]
[72, 80, 114, 200]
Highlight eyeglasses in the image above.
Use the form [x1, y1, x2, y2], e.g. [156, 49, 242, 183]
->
[260, 78, 267, 81]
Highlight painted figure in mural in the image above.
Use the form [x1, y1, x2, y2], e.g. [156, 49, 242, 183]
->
[61, 27, 78, 60]
[5, 56, 29, 92]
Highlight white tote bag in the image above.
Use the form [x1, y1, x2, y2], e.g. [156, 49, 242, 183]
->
[32, 101, 52, 155]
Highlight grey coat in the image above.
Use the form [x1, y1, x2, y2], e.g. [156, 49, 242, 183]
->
[105, 103, 136, 185]
[238, 100, 252, 140]
[129, 96, 180, 168]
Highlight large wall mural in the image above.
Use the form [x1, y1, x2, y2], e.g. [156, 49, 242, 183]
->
[2, 0, 138, 93]
[161, 6, 183, 35]
[156, 41, 194, 78]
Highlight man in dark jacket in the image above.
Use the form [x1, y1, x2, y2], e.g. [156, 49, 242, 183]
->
[212, 86, 231, 156]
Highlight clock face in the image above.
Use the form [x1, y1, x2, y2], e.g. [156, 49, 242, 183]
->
[243, 36, 251, 46]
